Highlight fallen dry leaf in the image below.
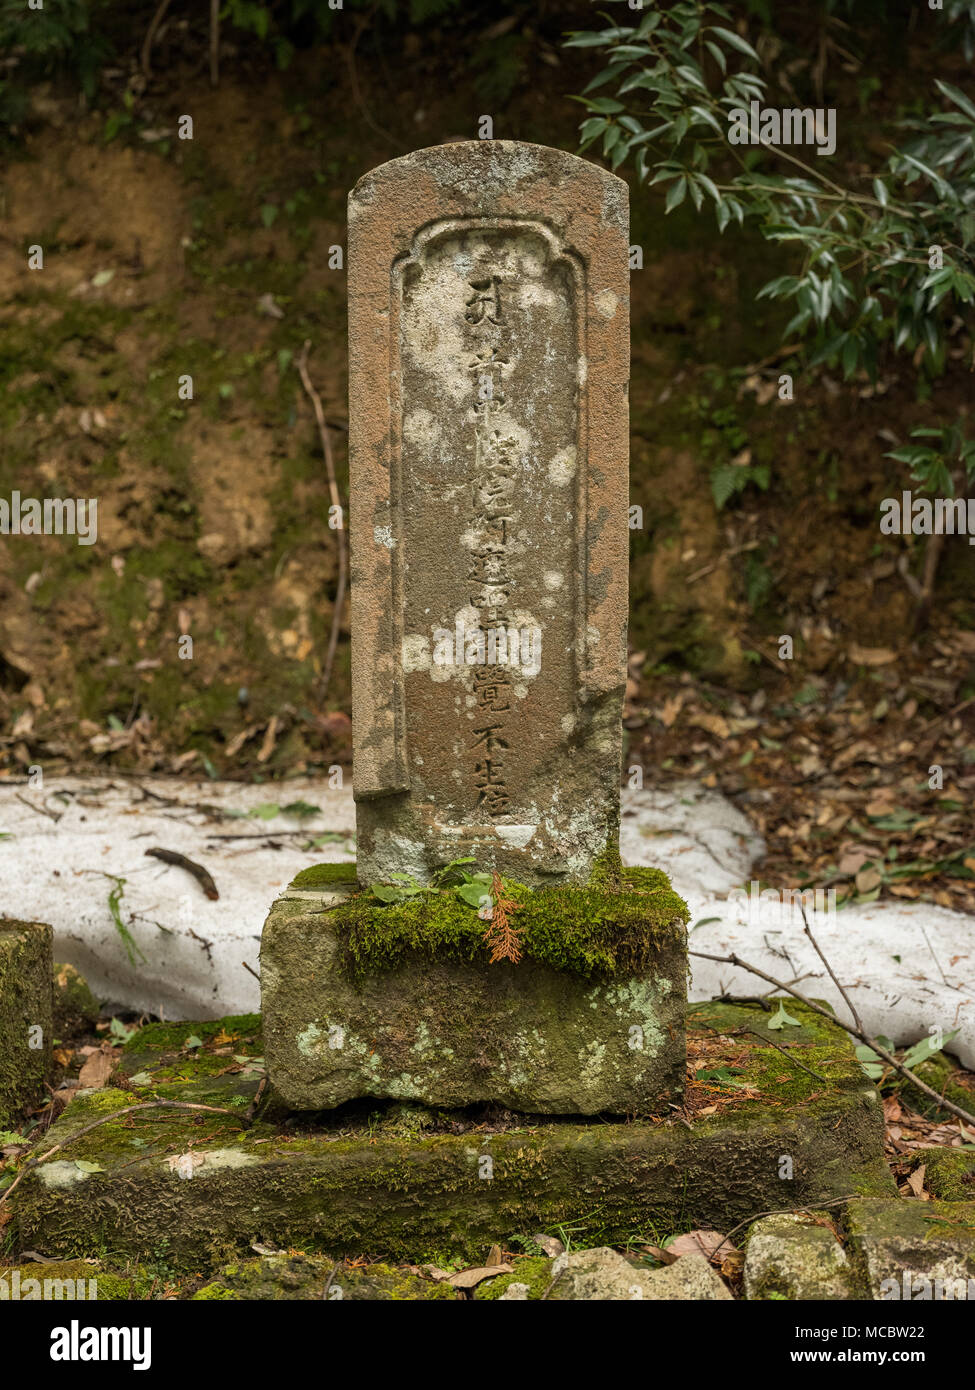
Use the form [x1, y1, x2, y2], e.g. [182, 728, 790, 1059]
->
[855, 864, 883, 894]
[848, 644, 897, 666]
[641, 1243, 678, 1266]
[77, 1048, 117, 1089]
[689, 712, 731, 739]
[446, 1263, 513, 1289]
[667, 1229, 731, 1262]
[906, 1165, 928, 1199]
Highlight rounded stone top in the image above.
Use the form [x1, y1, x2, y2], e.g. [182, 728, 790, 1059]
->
[349, 140, 628, 233]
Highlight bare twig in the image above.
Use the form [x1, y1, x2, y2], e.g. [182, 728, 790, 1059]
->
[145, 847, 219, 900]
[242, 960, 261, 984]
[344, 5, 399, 147]
[244, 1076, 267, 1126]
[296, 340, 348, 703]
[743, 1029, 828, 1084]
[690, 948, 975, 1128]
[1, 1101, 245, 1207]
[913, 530, 946, 633]
[15, 793, 61, 823]
[712, 1195, 856, 1261]
[141, 0, 174, 78]
[799, 904, 863, 1035]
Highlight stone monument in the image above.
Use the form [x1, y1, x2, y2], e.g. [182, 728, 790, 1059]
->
[348, 140, 630, 887]
[262, 141, 689, 1115]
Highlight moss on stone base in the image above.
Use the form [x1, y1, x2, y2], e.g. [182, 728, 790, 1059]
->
[280, 859, 689, 982]
[473, 1256, 553, 1300]
[915, 1148, 975, 1202]
[288, 863, 359, 891]
[12, 1003, 893, 1272]
[896, 1051, 975, 1124]
[52, 964, 100, 1040]
[330, 864, 689, 981]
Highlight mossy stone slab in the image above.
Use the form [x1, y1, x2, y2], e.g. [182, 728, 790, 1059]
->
[260, 863, 688, 1114]
[0, 919, 53, 1124]
[0, 1261, 154, 1301]
[845, 1197, 975, 1299]
[190, 1253, 457, 1300]
[12, 1003, 894, 1272]
[919, 1148, 975, 1202]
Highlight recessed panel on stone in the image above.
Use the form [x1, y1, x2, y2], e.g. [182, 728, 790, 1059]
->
[348, 142, 629, 886]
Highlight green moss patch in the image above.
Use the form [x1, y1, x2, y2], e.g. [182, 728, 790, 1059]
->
[0, 1260, 156, 1301]
[117, 1013, 265, 1108]
[331, 864, 688, 981]
[474, 1255, 552, 1300]
[191, 1253, 456, 1300]
[288, 862, 358, 891]
[916, 1149, 975, 1202]
[896, 1051, 975, 1123]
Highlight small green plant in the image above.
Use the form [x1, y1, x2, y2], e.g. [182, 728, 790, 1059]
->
[108, 1016, 137, 1044]
[369, 857, 496, 911]
[767, 1000, 801, 1030]
[886, 423, 975, 497]
[856, 1029, 960, 1080]
[0, 0, 111, 130]
[105, 875, 145, 966]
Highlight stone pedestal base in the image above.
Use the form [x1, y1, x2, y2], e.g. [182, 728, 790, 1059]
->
[259, 863, 689, 1115]
[12, 1002, 894, 1272]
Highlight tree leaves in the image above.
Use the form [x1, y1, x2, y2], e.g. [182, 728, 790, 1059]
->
[570, 0, 975, 494]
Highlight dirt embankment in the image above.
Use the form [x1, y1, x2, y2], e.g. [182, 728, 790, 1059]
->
[0, 26, 972, 793]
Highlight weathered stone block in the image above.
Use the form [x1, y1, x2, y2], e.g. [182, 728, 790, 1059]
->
[547, 1247, 731, 1301]
[12, 1003, 894, 1272]
[191, 1254, 457, 1301]
[0, 918, 53, 1124]
[743, 1212, 855, 1300]
[260, 863, 689, 1114]
[846, 1197, 975, 1300]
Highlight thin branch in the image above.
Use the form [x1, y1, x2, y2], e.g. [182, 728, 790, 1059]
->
[145, 846, 219, 900]
[0, 1101, 246, 1207]
[712, 1195, 856, 1261]
[345, 4, 400, 147]
[141, 0, 174, 78]
[296, 340, 348, 704]
[799, 904, 863, 1035]
[743, 1029, 828, 1084]
[689, 948, 975, 1128]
